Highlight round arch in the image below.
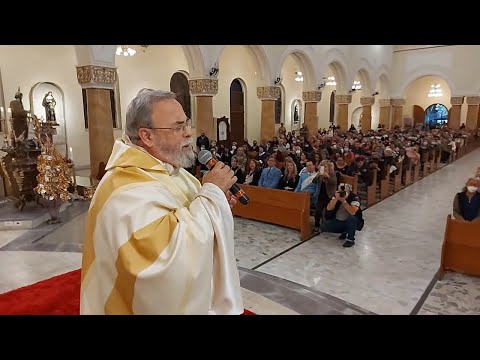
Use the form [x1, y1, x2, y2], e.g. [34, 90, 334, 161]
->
[398, 65, 456, 97]
[181, 45, 205, 78]
[278, 49, 317, 90]
[320, 48, 349, 93]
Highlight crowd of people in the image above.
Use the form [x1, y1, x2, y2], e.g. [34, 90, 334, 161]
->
[193, 122, 479, 247]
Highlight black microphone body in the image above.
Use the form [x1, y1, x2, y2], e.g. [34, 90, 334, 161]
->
[198, 150, 250, 205]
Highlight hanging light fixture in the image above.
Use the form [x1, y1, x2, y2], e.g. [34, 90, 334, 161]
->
[352, 80, 361, 90]
[326, 76, 336, 86]
[294, 71, 304, 82]
[116, 45, 136, 57]
[428, 84, 443, 97]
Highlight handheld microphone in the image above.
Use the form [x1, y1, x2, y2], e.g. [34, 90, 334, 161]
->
[198, 150, 250, 205]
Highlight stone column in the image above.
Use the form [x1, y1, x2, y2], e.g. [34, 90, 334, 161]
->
[449, 96, 464, 130]
[378, 99, 392, 129]
[391, 98, 406, 129]
[302, 91, 322, 135]
[335, 94, 352, 132]
[257, 86, 280, 142]
[360, 97, 375, 132]
[189, 79, 218, 140]
[76, 65, 117, 179]
[465, 96, 480, 130]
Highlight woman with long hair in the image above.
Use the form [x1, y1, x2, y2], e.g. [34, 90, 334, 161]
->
[278, 157, 299, 191]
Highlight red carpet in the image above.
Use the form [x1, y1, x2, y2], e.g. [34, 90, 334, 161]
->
[0, 269, 255, 315]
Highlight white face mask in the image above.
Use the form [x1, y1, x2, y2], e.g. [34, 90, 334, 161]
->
[296, 150, 301, 155]
[467, 186, 478, 193]
[232, 146, 237, 150]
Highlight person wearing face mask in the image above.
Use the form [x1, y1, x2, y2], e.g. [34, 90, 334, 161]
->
[453, 178, 480, 222]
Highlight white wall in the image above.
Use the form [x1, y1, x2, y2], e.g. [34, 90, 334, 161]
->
[116, 45, 190, 139]
[0, 45, 86, 166]
[215, 45, 262, 142]
[404, 76, 452, 120]
[281, 54, 304, 133]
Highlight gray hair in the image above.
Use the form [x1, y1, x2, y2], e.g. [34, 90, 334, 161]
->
[125, 88, 177, 142]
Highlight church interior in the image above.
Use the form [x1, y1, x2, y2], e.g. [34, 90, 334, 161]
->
[0, 45, 479, 315]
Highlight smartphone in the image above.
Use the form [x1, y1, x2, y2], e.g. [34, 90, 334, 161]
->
[319, 166, 325, 175]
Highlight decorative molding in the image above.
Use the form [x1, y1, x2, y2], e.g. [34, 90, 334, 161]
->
[379, 99, 391, 107]
[257, 86, 280, 100]
[302, 91, 322, 103]
[360, 97, 375, 107]
[450, 96, 464, 106]
[189, 78, 218, 96]
[391, 98, 406, 107]
[76, 65, 117, 89]
[335, 94, 352, 105]
[466, 96, 480, 106]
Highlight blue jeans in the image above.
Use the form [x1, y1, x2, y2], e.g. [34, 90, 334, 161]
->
[320, 215, 357, 241]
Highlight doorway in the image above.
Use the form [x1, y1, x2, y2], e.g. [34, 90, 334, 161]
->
[229, 79, 245, 144]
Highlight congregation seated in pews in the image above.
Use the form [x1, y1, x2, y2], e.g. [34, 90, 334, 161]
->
[190, 124, 480, 245]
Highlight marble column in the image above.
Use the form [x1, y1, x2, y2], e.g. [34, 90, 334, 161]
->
[378, 99, 392, 129]
[335, 94, 352, 132]
[449, 96, 464, 130]
[302, 90, 322, 136]
[189, 78, 218, 140]
[360, 96, 375, 132]
[391, 98, 406, 129]
[465, 96, 480, 130]
[257, 86, 280, 142]
[76, 64, 117, 179]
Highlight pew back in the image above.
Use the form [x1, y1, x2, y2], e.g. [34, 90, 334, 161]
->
[232, 184, 312, 241]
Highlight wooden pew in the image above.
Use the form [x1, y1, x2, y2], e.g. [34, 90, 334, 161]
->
[404, 161, 412, 187]
[413, 162, 420, 182]
[380, 166, 390, 200]
[430, 150, 436, 172]
[393, 161, 403, 193]
[421, 152, 430, 177]
[366, 168, 378, 207]
[232, 184, 312, 241]
[440, 215, 480, 279]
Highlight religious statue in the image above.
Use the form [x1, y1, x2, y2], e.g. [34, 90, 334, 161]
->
[42, 91, 57, 123]
[9, 87, 29, 146]
[294, 104, 299, 123]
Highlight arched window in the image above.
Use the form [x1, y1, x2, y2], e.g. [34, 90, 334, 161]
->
[329, 90, 336, 123]
[425, 103, 448, 129]
[169, 72, 191, 119]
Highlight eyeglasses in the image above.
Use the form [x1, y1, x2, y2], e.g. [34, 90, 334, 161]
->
[146, 118, 192, 133]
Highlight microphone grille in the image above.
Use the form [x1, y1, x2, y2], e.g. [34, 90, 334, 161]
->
[198, 150, 213, 165]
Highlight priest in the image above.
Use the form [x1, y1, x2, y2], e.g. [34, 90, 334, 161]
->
[80, 88, 243, 315]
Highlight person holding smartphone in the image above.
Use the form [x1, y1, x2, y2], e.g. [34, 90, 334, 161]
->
[313, 160, 337, 231]
[318, 183, 363, 248]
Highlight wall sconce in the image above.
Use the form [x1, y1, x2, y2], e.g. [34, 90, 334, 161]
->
[209, 64, 219, 77]
[273, 76, 282, 85]
[372, 91, 379, 96]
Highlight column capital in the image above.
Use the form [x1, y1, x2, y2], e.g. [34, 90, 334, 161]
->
[391, 98, 406, 107]
[360, 96, 375, 106]
[450, 96, 464, 106]
[335, 94, 352, 105]
[466, 96, 480, 106]
[76, 65, 117, 89]
[379, 99, 391, 107]
[257, 86, 280, 100]
[188, 78, 218, 96]
[302, 91, 322, 103]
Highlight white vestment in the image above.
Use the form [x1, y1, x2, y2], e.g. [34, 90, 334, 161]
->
[80, 136, 243, 315]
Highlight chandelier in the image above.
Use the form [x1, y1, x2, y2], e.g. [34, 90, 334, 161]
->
[428, 84, 443, 97]
[326, 76, 336, 86]
[352, 81, 361, 90]
[116, 45, 136, 57]
[294, 71, 304, 82]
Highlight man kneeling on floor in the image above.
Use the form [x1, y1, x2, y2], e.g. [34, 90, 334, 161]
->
[316, 183, 363, 248]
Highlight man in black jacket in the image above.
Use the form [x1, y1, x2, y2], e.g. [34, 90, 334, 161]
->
[319, 183, 363, 248]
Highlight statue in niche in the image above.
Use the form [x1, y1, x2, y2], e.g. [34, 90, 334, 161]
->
[294, 104, 299, 123]
[9, 87, 29, 145]
[42, 91, 57, 123]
